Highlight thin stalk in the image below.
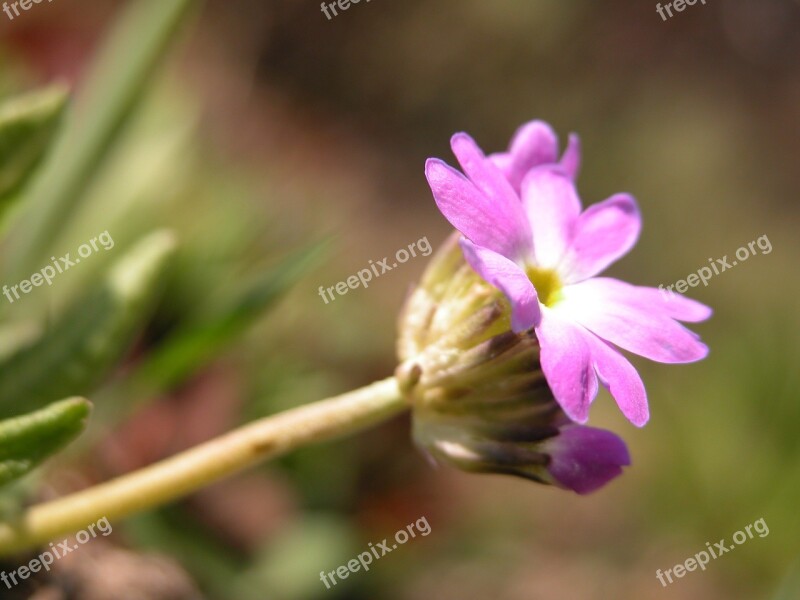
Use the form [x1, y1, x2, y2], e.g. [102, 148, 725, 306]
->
[0, 377, 406, 556]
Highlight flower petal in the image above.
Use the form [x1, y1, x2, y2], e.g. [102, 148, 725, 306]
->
[544, 425, 631, 495]
[521, 167, 582, 268]
[629, 286, 713, 323]
[560, 193, 641, 283]
[425, 158, 531, 259]
[451, 133, 521, 203]
[559, 133, 581, 180]
[534, 307, 598, 423]
[488, 120, 559, 193]
[583, 332, 649, 427]
[489, 152, 514, 181]
[568, 277, 712, 322]
[560, 278, 710, 363]
[459, 238, 540, 332]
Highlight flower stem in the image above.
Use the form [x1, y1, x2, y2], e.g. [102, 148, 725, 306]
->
[0, 377, 406, 556]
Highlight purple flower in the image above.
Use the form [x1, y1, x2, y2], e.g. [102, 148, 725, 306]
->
[424, 121, 711, 427]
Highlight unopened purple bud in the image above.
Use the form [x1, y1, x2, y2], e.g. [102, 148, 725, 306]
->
[543, 425, 631, 494]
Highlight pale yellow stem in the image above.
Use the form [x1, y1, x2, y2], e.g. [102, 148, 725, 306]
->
[0, 377, 406, 556]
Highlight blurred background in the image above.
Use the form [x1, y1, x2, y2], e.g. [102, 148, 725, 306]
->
[0, 0, 799, 598]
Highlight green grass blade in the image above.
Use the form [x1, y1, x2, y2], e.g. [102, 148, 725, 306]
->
[0, 85, 68, 225]
[0, 397, 91, 488]
[8, 0, 197, 276]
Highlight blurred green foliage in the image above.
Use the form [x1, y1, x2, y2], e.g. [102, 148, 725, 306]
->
[0, 0, 328, 567]
[0, 84, 67, 223]
[0, 397, 90, 489]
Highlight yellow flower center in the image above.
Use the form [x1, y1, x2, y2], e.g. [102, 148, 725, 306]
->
[526, 266, 563, 307]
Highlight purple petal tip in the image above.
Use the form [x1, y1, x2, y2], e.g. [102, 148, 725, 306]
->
[545, 426, 631, 495]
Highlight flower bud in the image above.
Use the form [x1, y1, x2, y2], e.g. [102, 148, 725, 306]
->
[397, 234, 630, 494]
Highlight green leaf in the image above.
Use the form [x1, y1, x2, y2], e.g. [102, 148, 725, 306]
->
[0, 231, 177, 418]
[0, 397, 91, 488]
[0, 85, 68, 223]
[8, 0, 197, 276]
[137, 240, 328, 389]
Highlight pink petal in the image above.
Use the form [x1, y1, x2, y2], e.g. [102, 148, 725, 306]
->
[425, 158, 532, 260]
[534, 307, 598, 423]
[560, 193, 641, 283]
[460, 238, 540, 332]
[559, 133, 582, 180]
[583, 332, 649, 427]
[489, 152, 514, 180]
[569, 277, 712, 322]
[451, 133, 521, 206]
[560, 279, 709, 364]
[625, 285, 712, 323]
[488, 120, 559, 192]
[521, 167, 582, 269]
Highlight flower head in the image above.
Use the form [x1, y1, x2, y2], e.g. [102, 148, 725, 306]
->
[424, 120, 711, 427]
[397, 235, 630, 494]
